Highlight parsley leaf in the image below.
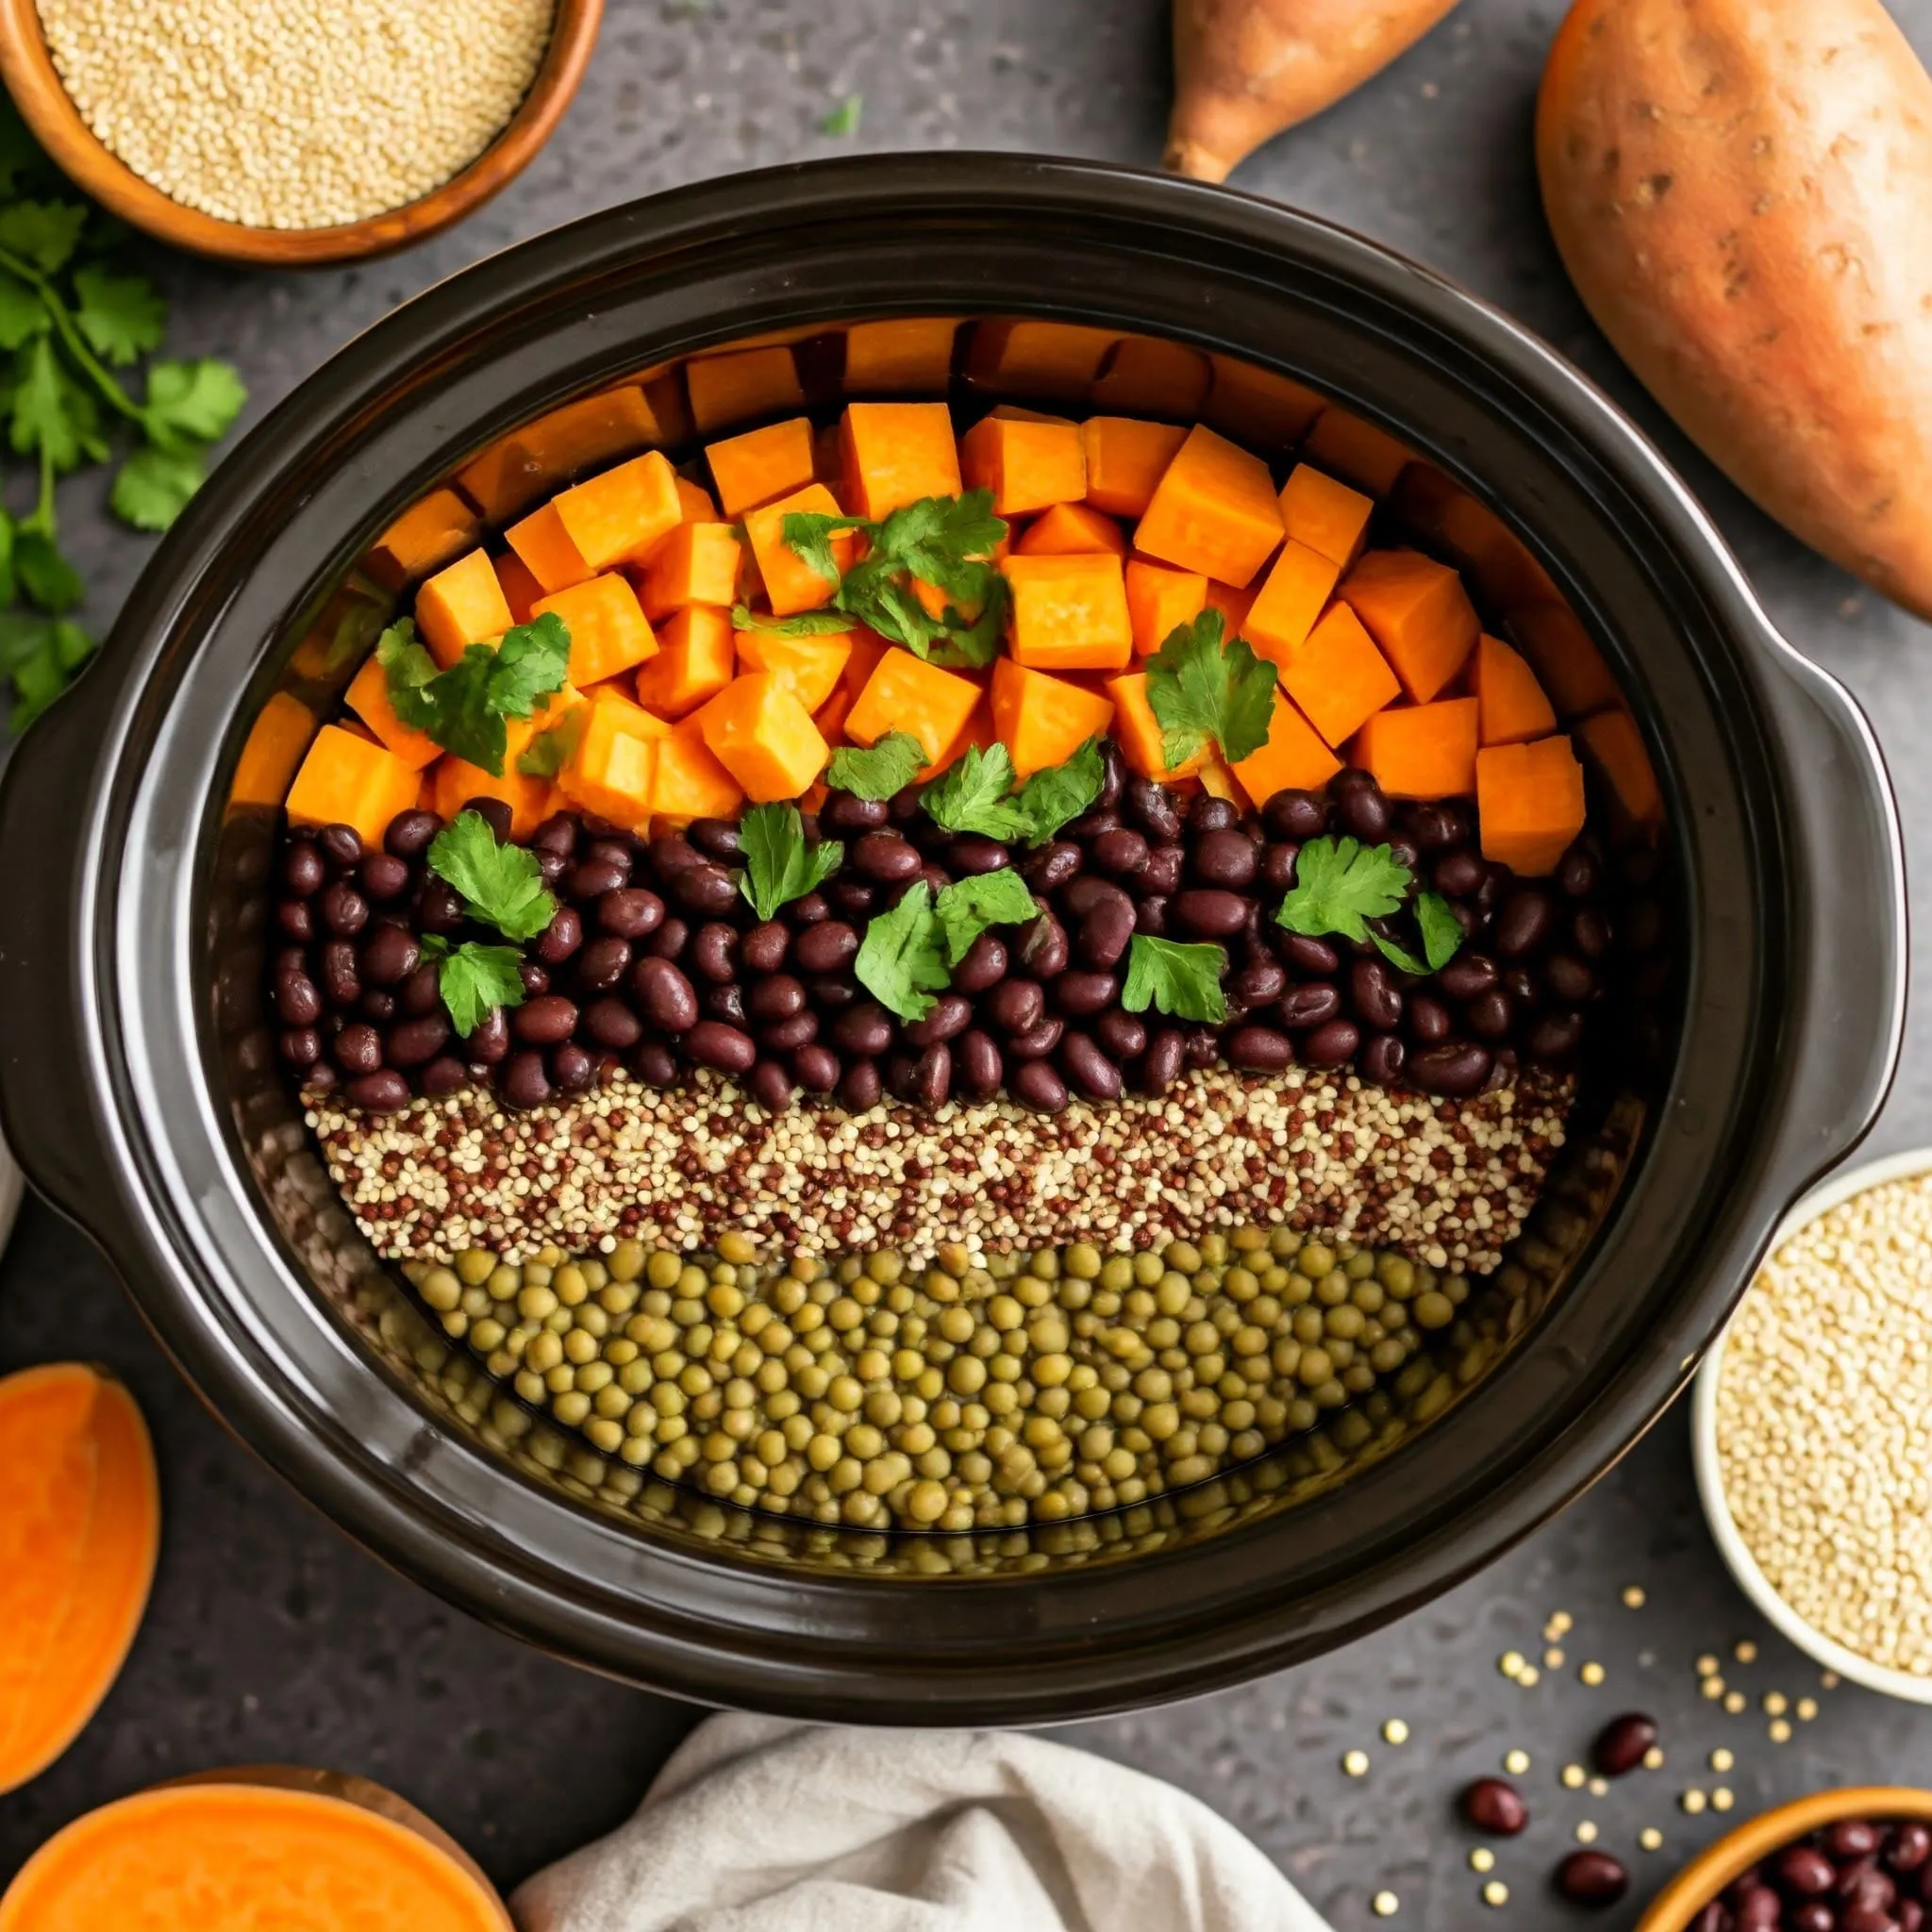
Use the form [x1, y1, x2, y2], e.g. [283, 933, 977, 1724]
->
[730, 602, 854, 638]
[737, 801, 844, 922]
[14, 527, 81, 610]
[0, 610, 91, 729]
[1416, 891, 1466, 972]
[933, 869, 1039, 966]
[0, 201, 85, 275]
[72, 265, 165, 367]
[427, 810, 558, 941]
[12, 335, 104, 473]
[921, 741, 1030, 841]
[781, 508, 868, 588]
[1122, 934, 1228, 1024]
[1369, 930, 1428, 975]
[826, 730, 928, 801]
[1275, 836, 1411, 944]
[110, 441, 203, 531]
[140, 357, 247, 448]
[1144, 609, 1278, 768]
[1015, 737, 1106, 845]
[382, 612, 571, 776]
[0, 270, 45, 350]
[820, 92, 863, 136]
[419, 933, 527, 1038]
[854, 878, 950, 1023]
[516, 705, 585, 780]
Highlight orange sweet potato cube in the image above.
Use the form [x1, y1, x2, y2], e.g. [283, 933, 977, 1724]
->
[705, 416, 818, 521]
[1198, 750, 1246, 807]
[841, 402, 962, 520]
[1124, 559, 1208, 658]
[286, 725, 422, 848]
[366, 488, 478, 591]
[231, 691, 317, 812]
[694, 673, 828, 802]
[530, 572, 658, 689]
[744, 483, 857, 618]
[640, 523, 744, 622]
[930, 694, 997, 774]
[847, 650, 981, 764]
[1014, 503, 1129, 558]
[1132, 425, 1284, 588]
[506, 500, 598, 597]
[841, 316, 961, 393]
[1081, 417, 1189, 520]
[1274, 601, 1400, 749]
[960, 413, 1087, 517]
[735, 627, 853, 714]
[1105, 671, 1204, 782]
[1279, 463, 1374, 568]
[1230, 691, 1341, 802]
[686, 344, 807, 435]
[1474, 634, 1557, 747]
[415, 549, 513, 668]
[813, 682, 855, 747]
[493, 550, 545, 626]
[549, 451, 683, 572]
[1242, 541, 1342, 670]
[634, 607, 735, 719]
[558, 688, 669, 830]
[432, 756, 552, 841]
[345, 654, 441, 771]
[1341, 549, 1480, 703]
[840, 626, 891, 701]
[650, 722, 745, 824]
[991, 658, 1116, 780]
[1355, 697, 1480, 801]
[1577, 708, 1662, 832]
[1005, 553, 1133, 672]
[1478, 736, 1589, 874]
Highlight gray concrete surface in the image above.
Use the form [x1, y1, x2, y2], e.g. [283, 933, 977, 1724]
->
[5, 0, 1932, 1923]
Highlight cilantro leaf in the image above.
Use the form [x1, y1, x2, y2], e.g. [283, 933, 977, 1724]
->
[487, 611, 572, 717]
[1416, 891, 1465, 972]
[11, 336, 105, 474]
[1122, 935, 1228, 1024]
[875, 492, 1006, 598]
[781, 508, 867, 588]
[0, 201, 87, 275]
[72, 265, 166, 366]
[0, 270, 45, 351]
[381, 613, 570, 776]
[820, 92, 862, 136]
[427, 810, 557, 941]
[420, 936, 526, 1038]
[737, 802, 844, 922]
[933, 869, 1039, 966]
[141, 357, 247, 448]
[0, 611, 92, 728]
[1369, 930, 1428, 975]
[826, 730, 928, 801]
[516, 705, 585, 779]
[730, 602, 854, 638]
[1015, 737, 1106, 845]
[853, 879, 949, 1023]
[13, 527, 81, 612]
[1144, 609, 1278, 768]
[921, 741, 1029, 840]
[110, 441, 203, 531]
[1275, 836, 1412, 945]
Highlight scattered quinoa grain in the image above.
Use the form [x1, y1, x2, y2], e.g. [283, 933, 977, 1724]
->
[1579, 1660, 1605, 1686]
[1640, 1827, 1663, 1852]
[1623, 1586, 1646, 1608]
[1503, 1749, 1530, 1775]
[1470, 1848, 1495, 1874]
[1342, 1749, 1370, 1777]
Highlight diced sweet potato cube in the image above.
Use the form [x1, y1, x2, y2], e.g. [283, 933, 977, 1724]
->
[1274, 601, 1400, 750]
[502, 681, 587, 773]
[286, 725, 422, 848]
[735, 627, 852, 714]
[505, 502, 592, 597]
[1198, 750, 1245, 806]
[493, 550, 545, 626]
[1014, 503, 1128, 558]
[634, 607, 735, 719]
[1203, 357, 1325, 449]
[841, 317, 960, 393]
[1279, 463, 1374, 568]
[1124, 559, 1208, 658]
[1355, 697, 1479, 800]
[685, 344, 807, 434]
[415, 549, 513, 668]
[694, 674, 828, 802]
[960, 414, 1086, 518]
[705, 417, 817, 521]
[530, 572, 658, 689]
[1205, 579, 1257, 643]
[457, 384, 666, 523]
[1006, 553, 1133, 672]
[1080, 418, 1189, 520]
[674, 475, 719, 523]
[1510, 601, 1619, 720]
[432, 756, 551, 841]
[553, 452, 683, 572]
[1474, 634, 1557, 747]
[366, 488, 478, 591]
[841, 402, 962, 520]
[558, 687, 669, 831]
[346, 654, 441, 770]
[1090, 338, 1211, 417]
[847, 649, 981, 764]
[967, 319, 1118, 393]
[991, 658, 1115, 780]
[641, 523, 744, 622]
[1105, 671, 1203, 782]
[744, 482, 857, 619]
[813, 682, 855, 747]
[931, 695, 997, 774]
[1243, 541, 1342, 670]
[1230, 691, 1342, 802]
[1132, 425, 1284, 588]
[650, 722, 744, 824]
[840, 626, 891, 701]
[1341, 549, 1480, 703]
[1302, 408, 1412, 495]
[231, 691, 317, 812]
[1478, 736, 1588, 874]
[1577, 708, 1662, 832]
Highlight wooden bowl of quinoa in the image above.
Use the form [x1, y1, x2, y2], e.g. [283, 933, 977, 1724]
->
[0, 0, 600, 265]
[1694, 1147, 1932, 1705]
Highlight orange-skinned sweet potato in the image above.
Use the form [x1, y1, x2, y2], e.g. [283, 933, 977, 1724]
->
[1538, 0, 1932, 620]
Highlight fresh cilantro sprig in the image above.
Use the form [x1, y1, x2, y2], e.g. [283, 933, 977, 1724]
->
[920, 737, 1106, 848]
[1274, 835, 1409, 944]
[1014, 737, 1106, 846]
[419, 933, 526, 1037]
[1123, 935, 1228, 1024]
[826, 730, 928, 800]
[856, 871, 1043, 1020]
[933, 869, 1038, 966]
[427, 810, 557, 941]
[1365, 890, 1466, 976]
[768, 490, 1010, 669]
[0, 108, 246, 728]
[382, 611, 571, 777]
[516, 705, 585, 779]
[737, 802, 843, 922]
[1144, 609, 1277, 770]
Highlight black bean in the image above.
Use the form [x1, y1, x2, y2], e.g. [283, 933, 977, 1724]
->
[452, 797, 508, 843]
[359, 852, 410, 903]
[1058, 1031, 1121, 1100]
[305, 1061, 339, 1094]
[1432, 847, 1485, 897]
[1183, 1024, 1221, 1070]
[1406, 800, 1469, 853]
[1360, 1033, 1405, 1085]
[1008, 1017, 1065, 1059]
[945, 1028, 997, 1100]
[1410, 1041, 1492, 1096]
[679, 816, 736, 862]
[1258, 842, 1298, 895]
[790, 920, 857, 975]
[1259, 789, 1324, 841]
[564, 858, 624, 902]
[394, 962, 440, 1019]
[838, 1058, 882, 1110]
[631, 1040, 678, 1087]
[319, 824, 364, 869]
[683, 1020, 755, 1074]
[1279, 983, 1341, 1029]
[1183, 794, 1233, 835]
[644, 917, 690, 961]
[579, 998, 641, 1050]
[1892, 1824, 1932, 1873]
[1571, 908, 1610, 959]
[1061, 875, 1117, 920]
[987, 977, 1046, 1035]
[1277, 931, 1339, 975]
[1078, 896, 1136, 970]
[1302, 1019, 1359, 1068]
[1228, 1025, 1293, 1072]
[593, 888, 660, 941]
[1140, 1025, 1186, 1095]
[888, 784, 924, 824]
[546, 1041, 592, 1093]
[524, 904, 577, 968]
[282, 841, 326, 896]
[952, 931, 1008, 994]
[1557, 843, 1600, 898]
[418, 1057, 470, 1099]
[1333, 772, 1390, 841]
[1124, 776, 1185, 842]
[279, 1025, 323, 1069]
[689, 922, 737, 984]
[1091, 828, 1149, 877]
[275, 898, 316, 942]
[1055, 971, 1118, 1017]
[911, 862, 952, 902]
[1173, 889, 1248, 938]
[345, 1068, 410, 1111]
[317, 881, 368, 938]
[791, 1043, 840, 1092]
[1191, 827, 1258, 890]
[703, 984, 747, 1027]
[823, 791, 890, 833]
[1527, 1010, 1585, 1062]
[852, 831, 922, 883]
[1554, 1851, 1628, 1907]
[273, 946, 308, 979]
[833, 1003, 894, 1057]
[741, 1058, 791, 1111]
[1349, 958, 1402, 1031]
[584, 837, 634, 871]
[409, 881, 458, 938]
[331, 1024, 382, 1074]
[1135, 895, 1169, 937]
[379, 808, 439, 858]
[1024, 841, 1083, 893]
[1502, 966, 1537, 1005]
[1543, 952, 1595, 1004]
[944, 833, 1009, 876]
[649, 834, 704, 880]
[826, 876, 876, 918]
[570, 936, 628, 994]
[492, 1050, 550, 1108]
[1436, 952, 1497, 1000]
[747, 974, 807, 1023]
[319, 940, 360, 1007]
[1092, 737, 1125, 810]
[275, 970, 322, 1026]
[1465, 989, 1513, 1041]
[1233, 958, 1287, 1008]
[1460, 1778, 1528, 1836]
[906, 992, 972, 1046]
[357, 924, 416, 987]
[908, 1042, 952, 1106]
[758, 1012, 819, 1052]
[1496, 889, 1554, 958]
[672, 862, 739, 915]
[358, 989, 396, 1022]
[737, 921, 789, 974]
[1591, 1714, 1657, 1778]
[1011, 1059, 1069, 1113]
[1471, 867, 1507, 924]
[1066, 808, 1122, 842]
[518, 961, 550, 999]
[1095, 1009, 1146, 1060]
[631, 958, 698, 1032]
[387, 1013, 452, 1067]
[808, 976, 857, 1011]
[1019, 911, 1070, 979]
[529, 813, 577, 857]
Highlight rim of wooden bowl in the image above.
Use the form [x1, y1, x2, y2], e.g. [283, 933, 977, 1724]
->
[1636, 1787, 1932, 1929]
[0, 0, 602, 266]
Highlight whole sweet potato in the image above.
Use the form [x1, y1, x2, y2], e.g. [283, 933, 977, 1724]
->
[1538, 0, 1932, 620]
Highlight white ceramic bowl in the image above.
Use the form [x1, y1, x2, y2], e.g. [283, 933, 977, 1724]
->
[1692, 1144, 1932, 1704]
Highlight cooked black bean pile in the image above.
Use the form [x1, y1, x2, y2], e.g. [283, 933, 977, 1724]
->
[1690, 1817, 1932, 1931]
[270, 757, 1631, 1116]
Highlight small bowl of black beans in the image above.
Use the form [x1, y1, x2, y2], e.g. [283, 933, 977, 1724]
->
[1638, 1790, 1932, 1932]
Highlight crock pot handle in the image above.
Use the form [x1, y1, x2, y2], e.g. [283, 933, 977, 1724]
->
[1754, 629, 1907, 1202]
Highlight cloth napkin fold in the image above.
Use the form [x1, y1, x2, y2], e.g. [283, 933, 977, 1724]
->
[512, 1712, 1330, 1932]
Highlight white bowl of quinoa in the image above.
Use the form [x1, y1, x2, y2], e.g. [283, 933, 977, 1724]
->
[1694, 1146, 1932, 1705]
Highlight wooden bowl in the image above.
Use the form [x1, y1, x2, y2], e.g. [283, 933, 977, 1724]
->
[1637, 1787, 1932, 1929]
[0, 0, 602, 266]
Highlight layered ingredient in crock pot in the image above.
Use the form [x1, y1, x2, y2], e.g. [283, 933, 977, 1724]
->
[257, 377, 1660, 1530]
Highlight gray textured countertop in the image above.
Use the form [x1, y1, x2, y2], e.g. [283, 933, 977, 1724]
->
[4, 1, 1932, 1924]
